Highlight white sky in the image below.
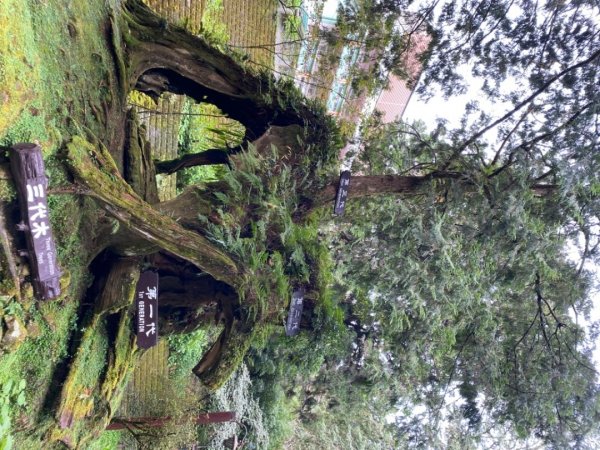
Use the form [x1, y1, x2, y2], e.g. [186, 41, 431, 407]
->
[404, 65, 484, 129]
[322, 0, 340, 19]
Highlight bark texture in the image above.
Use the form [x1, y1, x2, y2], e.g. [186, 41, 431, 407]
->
[65, 136, 240, 287]
[155, 149, 232, 174]
[303, 174, 557, 216]
[122, 0, 314, 140]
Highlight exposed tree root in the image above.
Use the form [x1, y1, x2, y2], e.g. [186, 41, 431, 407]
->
[49, 259, 141, 448]
[65, 136, 240, 287]
[155, 148, 233, 174]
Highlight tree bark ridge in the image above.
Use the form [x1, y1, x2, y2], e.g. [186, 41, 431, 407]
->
[122, 0, 313, 140]
[65, 136, 240, 287]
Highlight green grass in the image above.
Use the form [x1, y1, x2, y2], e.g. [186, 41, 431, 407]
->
[87, 430, 122, 450]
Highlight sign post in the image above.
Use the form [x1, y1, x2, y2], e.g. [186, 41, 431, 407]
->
[334, 170, 351, 215]
[285, 288, 304, 337]
[10, 143, 61, 300]
[135, 270, 159, 349]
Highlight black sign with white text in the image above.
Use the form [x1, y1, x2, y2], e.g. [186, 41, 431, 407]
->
[135, 271, 159, 349]
[334, 171, 351, 215]
[285, 289, 304, 337]
[10, 144, 61, 300]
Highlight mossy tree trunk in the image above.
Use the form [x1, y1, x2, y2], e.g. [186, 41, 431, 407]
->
[66, 136, 240, 286]
[66, 135, 245, 388]
[121, 0, 314, 141]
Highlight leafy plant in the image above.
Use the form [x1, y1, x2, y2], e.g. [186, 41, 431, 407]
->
[0, 378, 27, 450]
[200, 0, 229, 47]
[203, 143, 337, 323]
[167, 328, 211, 380]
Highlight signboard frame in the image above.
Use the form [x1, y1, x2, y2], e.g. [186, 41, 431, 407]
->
[10, 143, 61, 300]
[334, 170, 351, 215]
[135, 270, 159, 349]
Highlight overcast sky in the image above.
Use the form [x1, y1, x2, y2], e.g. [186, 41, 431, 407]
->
[322, 0, 340, 18]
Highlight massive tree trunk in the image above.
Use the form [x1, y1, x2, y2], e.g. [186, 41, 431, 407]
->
[301, 174, 557, 217]
[67, 0, 327, 387]
[121, 0, 315, 141]
[66, 136, 240, 287]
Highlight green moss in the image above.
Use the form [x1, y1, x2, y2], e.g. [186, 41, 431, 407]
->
[0, 0, 41, 137]
[201, 326, 255, 391]
[48, 315, 108, 444]
[0, 0, 138, 446]
[87, 430, 122, 450]
[0, 107, 48, 147]
[0, 179, 16, 201]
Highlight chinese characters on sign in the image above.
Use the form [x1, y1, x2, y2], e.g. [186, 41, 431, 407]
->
[10, 144, 61, 300]
[135, 271, 159, 349]
[285, 288, 304, 337]
[334, 171, 351, 216]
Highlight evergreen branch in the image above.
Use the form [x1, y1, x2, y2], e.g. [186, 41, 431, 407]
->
[444, 48, 600, 170]
[563, 340, 598, 375]
[535, 273, 555, 357]
[434, 326, 476, 420]
[512, 100, 596, 155]
[491, 106, 532, 167]
[513, 309, 540, 352]
[541, 295, 563, 328]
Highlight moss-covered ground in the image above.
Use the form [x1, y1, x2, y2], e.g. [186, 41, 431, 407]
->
[0, 0, 290, 448]
[0, 0, 128, 448]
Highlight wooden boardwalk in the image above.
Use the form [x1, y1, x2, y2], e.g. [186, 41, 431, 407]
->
[118, 340, 170, 416]
[136, 95, 185, 202]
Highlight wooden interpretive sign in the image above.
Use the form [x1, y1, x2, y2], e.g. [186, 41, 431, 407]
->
[285, 288, 304, 337]
[10, 143, 61, 300]
[334, 170, 351, 215]
[135, 270, 159, 349]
